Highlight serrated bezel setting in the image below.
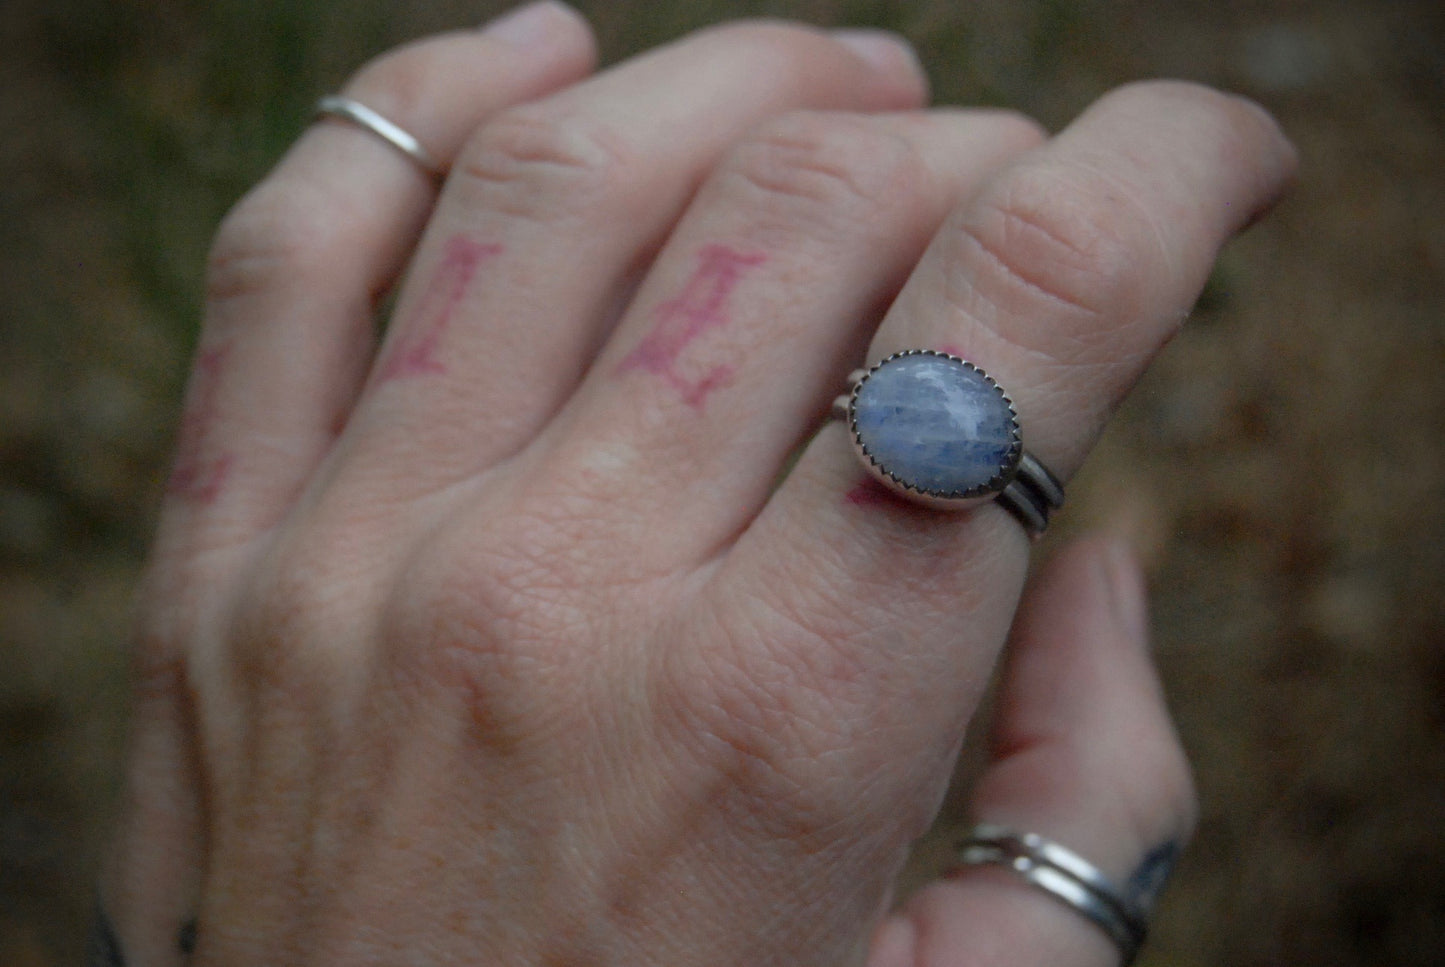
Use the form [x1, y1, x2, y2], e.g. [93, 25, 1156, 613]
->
[846, 350, 1024, 507]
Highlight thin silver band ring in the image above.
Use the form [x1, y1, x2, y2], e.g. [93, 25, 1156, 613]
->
[314, 95, 443, 178]
[953, 824, 1148, 965]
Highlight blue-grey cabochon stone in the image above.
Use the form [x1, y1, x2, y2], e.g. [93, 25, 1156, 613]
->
[853, 354, 1016, 495]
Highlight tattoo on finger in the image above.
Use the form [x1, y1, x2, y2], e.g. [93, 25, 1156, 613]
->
[166, 342, 236, 504]
[619, 244, 767, 409]
[379, 234, 502, 382]
[1126, 840, 1181, 912]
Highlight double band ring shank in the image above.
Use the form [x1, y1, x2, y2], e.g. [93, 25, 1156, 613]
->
[314, 95, 443, 178]
[833, 351, 1064, 536]
[955, 824, 1149, 965]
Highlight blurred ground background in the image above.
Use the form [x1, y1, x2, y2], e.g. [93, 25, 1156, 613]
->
[1, 0, 1441, 964]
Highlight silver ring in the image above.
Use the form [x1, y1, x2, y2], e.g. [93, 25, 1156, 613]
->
[832, 350, 1064, 536]
[314, 95, 442, 178]
[953, 823, 1148, 965]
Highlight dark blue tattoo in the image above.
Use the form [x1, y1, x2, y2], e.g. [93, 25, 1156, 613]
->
[1126, 840, 1181, 911]
[88, 902, 125, 967]
[89, 902, 197, 964]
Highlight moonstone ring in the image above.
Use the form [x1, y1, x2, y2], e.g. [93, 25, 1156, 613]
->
[832, 350, 1064, 535]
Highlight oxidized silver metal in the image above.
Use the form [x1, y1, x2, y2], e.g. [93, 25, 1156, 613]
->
[314, 95, 442, 178]
[832, 350, 1064, 536]
[954, 823, 1148, 965]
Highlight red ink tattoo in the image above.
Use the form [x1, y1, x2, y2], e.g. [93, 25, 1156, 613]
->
[167, 343, 234, 503]
[844, 480, 895, 507]
[380, 235, 501, 381]
[620, 244, 767, 409]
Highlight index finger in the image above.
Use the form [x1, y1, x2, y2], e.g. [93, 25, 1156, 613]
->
[721, 80, 1296, 755]
[868, 80, 1299, 478]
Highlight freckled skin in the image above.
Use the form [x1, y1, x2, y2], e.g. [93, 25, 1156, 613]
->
[167, 342, 235, 503]
[620, 244, 767, 409]
[380, 235, 503, 381]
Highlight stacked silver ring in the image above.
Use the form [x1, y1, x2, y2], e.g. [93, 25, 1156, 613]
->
[955, 824, 1148, 965]
[993, 451, 1066, 536]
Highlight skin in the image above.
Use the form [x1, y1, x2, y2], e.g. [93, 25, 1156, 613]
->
[100, 3, 1296, 965]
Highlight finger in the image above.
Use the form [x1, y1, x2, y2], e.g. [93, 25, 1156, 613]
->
[546, 107, 1045, 566]
[153, 2, 597, 558]
[331, 23, 928, 498]
[864, 81, 1299, 479]
[869, 538, 1196, 967]
[116, 8, 596, 963]
[726, 81, 1296, 753]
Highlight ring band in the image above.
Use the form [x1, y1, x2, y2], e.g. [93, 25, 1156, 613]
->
[314, 95, 442, 178]
[996, 452, 1067, 536]
[833, 350, 1064, 536]
[953, 824, 1148, 965]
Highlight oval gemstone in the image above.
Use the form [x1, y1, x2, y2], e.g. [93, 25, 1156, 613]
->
[852, 354, 1018, 496]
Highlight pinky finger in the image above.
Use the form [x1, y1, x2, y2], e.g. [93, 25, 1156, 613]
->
[152, 2, 597, 560]
[871, 538, 1197, 967]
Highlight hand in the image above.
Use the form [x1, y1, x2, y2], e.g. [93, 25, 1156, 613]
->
[100, 3, 1296, 964]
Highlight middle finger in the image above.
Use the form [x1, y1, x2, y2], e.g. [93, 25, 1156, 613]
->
[334, 22, 928, 499]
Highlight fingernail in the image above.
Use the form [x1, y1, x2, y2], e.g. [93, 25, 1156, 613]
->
[1100, 538, 1151, 649]
[831, 28, 926, 81]
[481, 1, 580, 48]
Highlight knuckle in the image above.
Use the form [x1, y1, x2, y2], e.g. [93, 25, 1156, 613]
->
[382, 512, 600, 742]
[717, 112, 924, 233]
[205, 179, 349, 306]
[455, 106, 635, 221]
[387, 585, 547, 747]
[236, 534, 372, 700]
[947, 158, 1161, 355]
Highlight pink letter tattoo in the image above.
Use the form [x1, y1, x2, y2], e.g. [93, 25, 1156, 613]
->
[167, 342, 234, 503]
[380, 234, 502, 381]
[620, 244, 767, 409]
